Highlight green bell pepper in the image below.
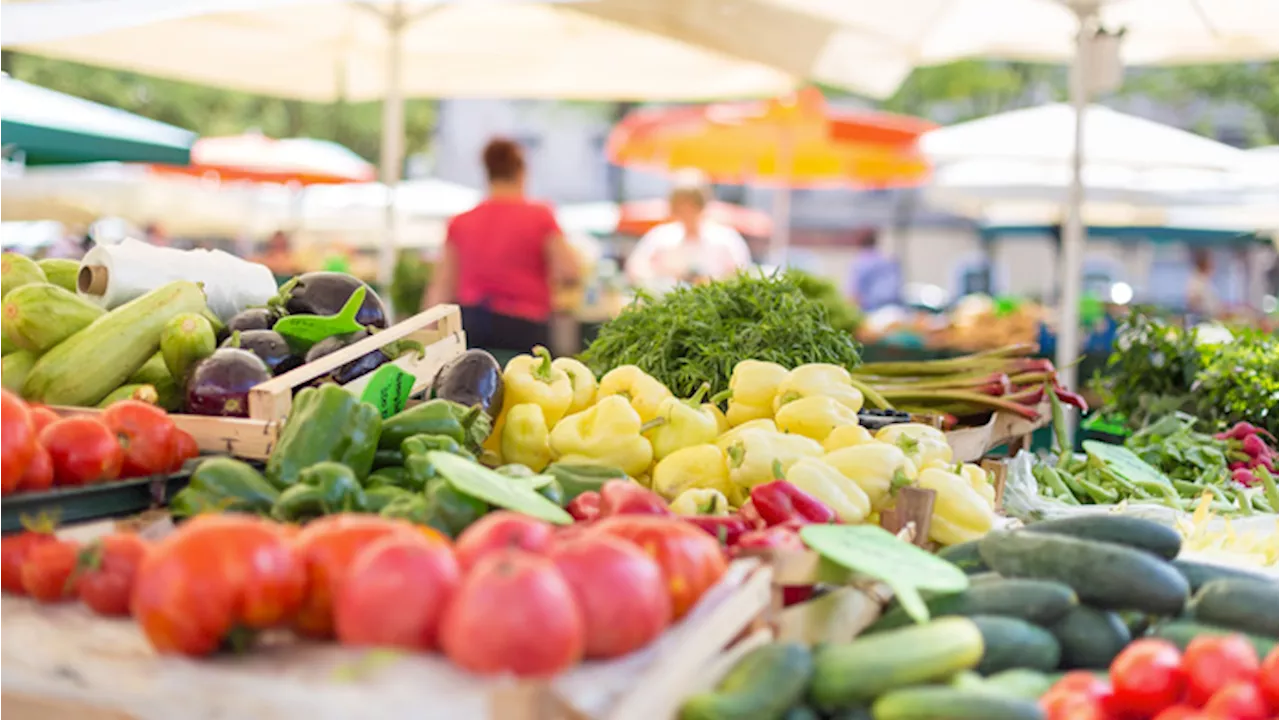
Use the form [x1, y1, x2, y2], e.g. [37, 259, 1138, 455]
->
[170, 457, 279, 518]
[266, 385, 382, 488]
[380, 399, 471, 450]
[271, 461, 369, 522]
[545, 462, 629, 503]
[365, 486, 415, 513]
[379, 493, 435, 526]
[424, 478, 488, 537]
[495, 463, 536, 479]
[537, 479, 566, 507]
[367, 466, 415, 490]
[402, 434, 475, 489]
[372, 449, 404, 470]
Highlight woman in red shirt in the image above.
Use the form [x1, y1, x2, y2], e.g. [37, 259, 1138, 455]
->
[426, 138, 580, 353]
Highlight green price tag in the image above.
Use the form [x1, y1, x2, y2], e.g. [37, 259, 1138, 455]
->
[800, 524, 969, 624]
[428, 452, 573, 525]
[274, 285, 367, 348]
[359, 364, 415, 418]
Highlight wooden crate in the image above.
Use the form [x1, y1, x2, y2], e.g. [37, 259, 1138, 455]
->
[0, 559, 772, 720]
[53, 304, 466, 461]
[945, 399, 1052, 463]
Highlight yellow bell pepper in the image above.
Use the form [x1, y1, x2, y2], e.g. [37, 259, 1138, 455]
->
[715, 419, 778, 451]
[773, 363, 864, 414]
[504, 346, 573, 427]
[500, 403, 551, 472]
[549, 395, 653, 477]
[669, 488, 731, 516]
[784, 457, 871, 523]
[724, 429, 823, 491]
[916, 466, 997, 546]
[774, 395, 860, 443]
[645, 383, 721, 461]
[875, 423, 953, 468]
[823, 424, 875, 452]
[707, 403, 731, 435]
[598, 365, 672, 424]
[822, 443, 917, 510]
[958, 462, 997, 508]
[651, 443, 736, 503]
[551, 357, 597, 415]
[725, 360, 788, 426]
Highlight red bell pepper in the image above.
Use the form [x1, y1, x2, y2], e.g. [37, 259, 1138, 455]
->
[683, 515, 749, 547]
[738, 499, 767, 530]
[734, 526, 805, 553]
[567, 491, 602, 522]
[750, 480, 837, 527]
[598, 479, 672, 517]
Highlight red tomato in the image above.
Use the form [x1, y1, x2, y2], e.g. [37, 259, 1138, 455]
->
[334, 536, 460, 651]
[1112, 639, 1187, 718]
[293, 514, 441, 639]
[591, 515, 727, 620]
[167, 429, 200, 473]
[131, 515, 306, 656]
[440, 549, 584, 677]
[1052, 671, 1116, 703]
[20, 538, 81, 602]
[28, 406, 60, 435]
[76, 533, 150, 616]
[101, 400, 177, 478]
[1, 528, 57, 594]
[454, 511, 553, 571]
[1261, 648, 1279, 714]
[1, 389, 36, 494]
[1183, 634, 1260, 706]
[39, 417, 123, 486]
[1153, 706, 1205, 720]
[549, 535, 671, 659]
[1205, 681, 1270, 720]
[16, 444, 53, 493]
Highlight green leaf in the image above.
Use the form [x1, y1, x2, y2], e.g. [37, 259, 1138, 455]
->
[274, 285, 367, 347]
[1083, 440, 1173, 490]
[427, 452, 572, 525]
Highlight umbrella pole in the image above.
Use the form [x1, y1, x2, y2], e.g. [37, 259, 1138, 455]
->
[1056, 4, 1096, 441]
[767, 131, 795, 267]
[378, 2, 407, 303]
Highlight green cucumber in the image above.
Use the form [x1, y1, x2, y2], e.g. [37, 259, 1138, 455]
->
[97, 383, 159, 408]
[1188, 577, 1279, 637]
[783, 708, 821, 720]
[980, 669, 1054, 701]
[938, 540, 989, 574]
[1050, 606, 1131, 669]
[810, 617, 984, 709]
[970, 615, 1061, 675]
[1172, 559, 1274, 593]
[866, 578, 1077, 633]
[23, 281, 207, 406]
[36, 258, 79, 293]
[1, 253, 46, 298]
[871, 687, 1044, 720]
[1, 283, 106, 353]
[1149, 620, 1278, 658]
[126, 352, 182, 411]
[679, 642, 813, 720]
[1116, 610, 1151, 638]
[1026, 515, 1182, 561]
[160, 311, 217, 382]
[2, 350, 38, 394]
[978, 530, 1189, 616]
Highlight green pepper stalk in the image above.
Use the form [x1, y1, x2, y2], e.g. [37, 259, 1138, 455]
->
[531, 346, 556, 383]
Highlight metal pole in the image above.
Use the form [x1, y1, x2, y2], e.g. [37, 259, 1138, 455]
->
[378, 2, 406, 299]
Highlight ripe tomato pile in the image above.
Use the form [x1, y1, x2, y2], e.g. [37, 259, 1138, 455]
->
[1, 510, 728, 677]
[0, 390, 198, 494]
[1043, 637, 1280, 720]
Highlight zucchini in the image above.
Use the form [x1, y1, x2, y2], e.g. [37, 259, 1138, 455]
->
[1188, 578, 1279, 637]
[679, 642, 813, 720]
[938, 540, 989, 574]
[980, 669, 1054, 701]
[871, 687, 1044, 720]
[1149, 620, 1278, 658]
[1, 283, 105, 353]
[783, 708, 821, 720]
[970, 615, 1061, 675]
[1050, 606, 1131, 669]
[809, 617, 984, 709]
[97, 383, 159, 408]
[866, 578, 1077, 633]
[1026, 515, 1182, 561]
[23, 281, 206, 406]
[1116, 610, 1152, 638]
[126, 352, 182, 411]
[160, 312, 217, 382]
[2, 350, 37, 394]
[1172, 559, 1274, 593]
[36, 258, 79, 292]
[978, 530, 1189, 616]
[1, 253, 46, 298]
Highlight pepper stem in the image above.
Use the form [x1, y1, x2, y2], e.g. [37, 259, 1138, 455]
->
[685, 383, 711, 406]
[771, 459, 786, 481]
[639, 417, 667, 434]
[709, 389, 733, 405]
[531, 346, 555, 383]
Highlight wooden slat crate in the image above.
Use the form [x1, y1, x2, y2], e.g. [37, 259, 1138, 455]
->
[53, 304, 466, 461]
[0, 559, 772, 720]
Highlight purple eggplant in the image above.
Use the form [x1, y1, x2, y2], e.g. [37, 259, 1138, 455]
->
[278, 272, 388, 328]
[304, 330, 389, 386]
[226, 307, 280, 334]
[429, 349, 504, 418]
[186, 348, 272, 417]
[221, 330, 303, 375]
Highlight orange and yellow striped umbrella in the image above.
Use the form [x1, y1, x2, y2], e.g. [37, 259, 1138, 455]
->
[606, 87, 936, 189]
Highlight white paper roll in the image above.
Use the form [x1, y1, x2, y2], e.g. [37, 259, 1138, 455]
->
[78, 239, 278, 322]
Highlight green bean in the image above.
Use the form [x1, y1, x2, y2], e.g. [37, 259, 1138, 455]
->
[1057, 469, 1090, 501]
[1034, 465, 1072, 498]
[1078, 471, 1120, 504]
[1251, 492, 1274, 513]
[1234, 488, 1255, 515]
[1171, 479, 1207, 496]
[1258, 468, 1279, 513]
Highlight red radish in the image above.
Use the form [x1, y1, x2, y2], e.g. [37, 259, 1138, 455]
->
[1231, 461, 1249, 472]
[1242, 434, 1269, 459]
[1233, 468, 1259, 487]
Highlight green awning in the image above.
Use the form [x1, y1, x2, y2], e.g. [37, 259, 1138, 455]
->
[1, 75, 195, 166]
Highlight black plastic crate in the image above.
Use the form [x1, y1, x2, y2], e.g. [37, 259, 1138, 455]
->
[1, 462, 196, 534]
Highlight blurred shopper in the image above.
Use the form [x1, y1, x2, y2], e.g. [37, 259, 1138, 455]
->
[253, 230, 299, 282]
[142, 223, 169, 247]
[625, 170, 752, 294]
[845, 228, 901, 311]
[425, 138, 580, 355]
[45, 232, 87, 260]
[1187, 248, 1220, 318]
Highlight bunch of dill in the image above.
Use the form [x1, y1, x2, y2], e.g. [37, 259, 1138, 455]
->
[580, 272, 862, 398]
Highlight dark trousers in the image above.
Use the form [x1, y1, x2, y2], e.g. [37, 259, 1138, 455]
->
[460, 305, 549, 358]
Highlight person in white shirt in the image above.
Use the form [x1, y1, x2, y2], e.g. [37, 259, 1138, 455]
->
[624, 171, 753, 294]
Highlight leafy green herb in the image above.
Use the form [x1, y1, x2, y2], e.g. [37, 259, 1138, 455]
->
[581, 272, 862, 398]
[785, 269, 862, 335]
